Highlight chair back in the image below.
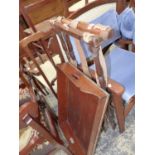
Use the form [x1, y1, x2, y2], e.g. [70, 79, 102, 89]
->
[20, 0, 65, 28]
[19, 0, 66, 70]
[50, 17, 113, 88]
[19, 70, 70, 154]
[68, 0, 135, 51]
[19, 30, 65, 97]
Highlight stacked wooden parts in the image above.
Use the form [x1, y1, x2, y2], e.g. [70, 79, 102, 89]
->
[66, 0, 135, 132]
[20, 10, 135, 153]
[57, 63, 109, 155]
[51, 17, 113, 155]
[20, 17, 112, 155]
[19, 70, 72, 155]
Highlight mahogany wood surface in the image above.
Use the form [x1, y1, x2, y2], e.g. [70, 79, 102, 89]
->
[19, 29, 66, 97]
[57, 63, 109, 155]
[68, 0, 135, 52]
[20, 0, 65, 25]
[19, 0, 65, 66]
[19, 71, 71, 155]
[66, 0, 135, 130]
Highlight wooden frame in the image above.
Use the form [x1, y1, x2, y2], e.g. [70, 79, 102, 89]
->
[20, 15, 134, 138]
[19, 30, 64, 97]
[19, 0, 65, 65]
[20, 19, 111, 155]
[19, 1, 66, 97]
[68, 0, 135, 52]
[50, 16, 135, 133]
[19, 71, 72, 155]
[20, 0, 65, 26]
[65, 0, 135, 131]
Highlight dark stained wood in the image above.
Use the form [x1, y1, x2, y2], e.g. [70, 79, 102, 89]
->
[53, 17, 128, 133]
[125, 96, 135, 117]
[19, 71, 71, 155]
[68, 0, 135, 52]
[19, 0, 65, 67]
[19, 30, 66, 97]
[20, 0, 65, 25]
[57, 63, 109, 155]
[65, 1, 135, 132]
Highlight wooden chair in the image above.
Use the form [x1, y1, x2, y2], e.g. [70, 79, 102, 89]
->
[19, 71, 71, 155]
[19, 28, 66, 97]
[19, 0, 65, 69]
[19, 30, 53, 97]
[19, 28, 109, 155]
[50, 17, 135, 133]
[68, 0, 135, 52]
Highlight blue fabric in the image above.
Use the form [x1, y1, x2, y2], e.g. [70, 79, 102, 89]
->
[90, 47, 135, 103]
[70, 9, 121, 64]
[70, 36, 91, 64]
[90, 9, 121, 48]
[118, 7, 135, 40]
[70, 8, 135, 65]
[70, 36, 81, 64]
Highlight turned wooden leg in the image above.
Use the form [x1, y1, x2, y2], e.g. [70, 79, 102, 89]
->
[112, 93, 125, 133]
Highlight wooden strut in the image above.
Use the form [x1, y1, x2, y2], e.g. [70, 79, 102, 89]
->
[50, 16, 112, 82]
[20, 31, 59, 97]
[50, 16, 113, 42]
[74, 38, 91, 77]
[23, 46, 57, 97]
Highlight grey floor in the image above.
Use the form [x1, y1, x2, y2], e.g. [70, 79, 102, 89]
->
[95, 108, 135, 155]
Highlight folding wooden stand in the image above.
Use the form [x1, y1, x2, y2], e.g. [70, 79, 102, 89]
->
[57, 63, 109, 155]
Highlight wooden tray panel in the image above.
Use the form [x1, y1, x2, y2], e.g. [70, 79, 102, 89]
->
[57, 63, 109, 155]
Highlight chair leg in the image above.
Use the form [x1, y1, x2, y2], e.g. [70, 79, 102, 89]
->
[112, 93, 125, 133]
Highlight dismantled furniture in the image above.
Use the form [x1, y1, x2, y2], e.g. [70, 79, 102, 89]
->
[19, 31, 110, 154]
[66, 0, 135, 132]
[68, 0, 135, 51]
[19, 0, 65, 60]
[20, 18, 112, 154]
[50, 15, 135, 133]
[19, 0, 135, 154]
[19, 0, 65, 34]
[57, 63, 109, 155]
[19, 71, 71, 155]
[19, 28, 67, 97]
[19, 0, 65, 71]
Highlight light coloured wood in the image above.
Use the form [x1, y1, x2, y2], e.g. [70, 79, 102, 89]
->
[21, 0, 65, 24]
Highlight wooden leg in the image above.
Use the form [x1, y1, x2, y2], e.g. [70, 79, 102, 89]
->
[125, 97, 135, 117]
[112, 93, 125, 133]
